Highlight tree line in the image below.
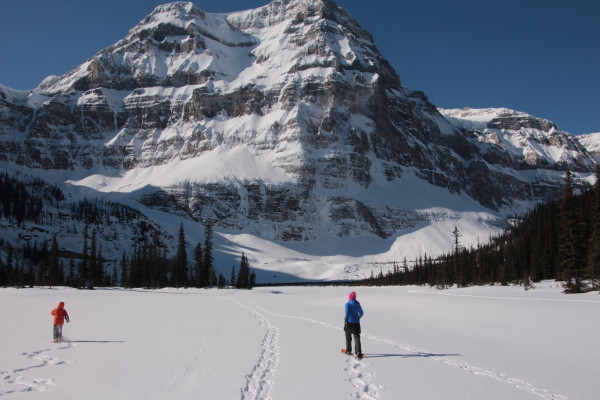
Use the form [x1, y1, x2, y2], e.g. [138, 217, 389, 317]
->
[0, 172, 256, 290]
[0, 220, 256, 290]
[361, 168, 600, 293]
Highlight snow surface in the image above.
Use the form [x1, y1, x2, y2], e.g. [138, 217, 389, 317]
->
[1, 284, 598, 399]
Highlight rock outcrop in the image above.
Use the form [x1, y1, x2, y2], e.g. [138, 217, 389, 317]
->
[0, 1, 596, 242]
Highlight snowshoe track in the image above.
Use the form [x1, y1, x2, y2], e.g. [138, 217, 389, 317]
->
[261, 311, 571, 400]
[234, 301, 280, 400]
[0, 341, 78, 396]
[253, 310, 382, 399]
[362, 334, 572, 400]
[344, 357, 381, 400]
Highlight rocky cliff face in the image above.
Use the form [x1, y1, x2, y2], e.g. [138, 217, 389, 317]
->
[577, 132, 600, 163]
[440, 108, 593, 171]
[0, 0, 596, 242]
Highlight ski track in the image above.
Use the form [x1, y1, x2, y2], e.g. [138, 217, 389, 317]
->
[259, 309, 571, 400]
[232, 300, 280, 400]
[0, 341, 79, 396]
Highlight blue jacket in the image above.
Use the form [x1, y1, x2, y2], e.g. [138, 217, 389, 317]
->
[345, 300, 364, 324]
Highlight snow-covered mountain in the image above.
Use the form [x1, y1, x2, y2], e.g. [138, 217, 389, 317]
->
[577, 132, 600, 163]
[439, 107, 594, 170]
[0, 0, 597, 281]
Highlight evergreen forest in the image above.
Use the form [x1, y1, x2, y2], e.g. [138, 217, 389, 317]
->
[2, 169, 599, 293]
[0, 172, 255, 290]
[361, 168, 600, 293]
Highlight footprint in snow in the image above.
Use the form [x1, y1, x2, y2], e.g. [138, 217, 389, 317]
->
[0, 340, 79, 396]
[344, 356, 381, 400]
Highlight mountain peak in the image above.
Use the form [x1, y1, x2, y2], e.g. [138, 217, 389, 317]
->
[439, 107, 557, 133]
[147, 1, 203, 20]
[129, 1, 205, 35]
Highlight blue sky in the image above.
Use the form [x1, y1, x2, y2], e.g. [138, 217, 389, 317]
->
[1, 0, 598, 134]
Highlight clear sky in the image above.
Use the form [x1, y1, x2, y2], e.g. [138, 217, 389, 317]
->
[1, 0, 598, 134]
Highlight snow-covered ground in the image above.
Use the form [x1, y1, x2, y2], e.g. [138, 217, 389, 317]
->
[1, 284, 598, 399]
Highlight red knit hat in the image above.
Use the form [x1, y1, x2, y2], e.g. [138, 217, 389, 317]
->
[349, 291, 356, 300]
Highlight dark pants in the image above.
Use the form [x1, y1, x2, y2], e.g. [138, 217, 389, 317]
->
[53, 325, 63, 340]
[344, 323, 362, 354]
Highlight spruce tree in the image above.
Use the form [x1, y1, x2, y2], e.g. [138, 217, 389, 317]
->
[236, 252, 250, 289]
[36, 241, 48, 286]
[208, 265, 216, 288]
[172, 223, 188, 288]
[249, 269, 256, 289]
[120, 250, 128, 288]
[452, 226, 463, 287]
[193, 242, 205, 287]
[588, 165, 600, 290]
[558, 170, 586, 293]
[66, 256, 76, 287]
[79, 224, 89, 288]
[89, 229, 98, 288]
[0, 258, 6, 287]
[217, 273, 226, 289]
[230, 265, 236, 289]
[47, 236, 60, 287]
[203, 220, 214, 282]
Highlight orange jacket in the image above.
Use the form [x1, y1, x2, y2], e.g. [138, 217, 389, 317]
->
[50, 302, 69, 325]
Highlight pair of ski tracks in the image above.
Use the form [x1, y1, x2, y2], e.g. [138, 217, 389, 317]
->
[260, 311, 571, 400]
[0, 340, 79, 396]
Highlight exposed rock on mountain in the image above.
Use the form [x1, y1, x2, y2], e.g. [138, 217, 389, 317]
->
[0, 0, 596, 252]
[577, 132, 600, 163]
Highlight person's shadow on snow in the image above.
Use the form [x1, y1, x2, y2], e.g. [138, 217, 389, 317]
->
[362, 353, 461, 358]
[64, 339, 125, 343]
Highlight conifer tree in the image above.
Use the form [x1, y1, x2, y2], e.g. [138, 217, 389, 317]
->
[47, 236, 60, 287]
[89, 229, 98, 288]
[230, 265, 236, 289]
[0, 258, 6, 287]
[112, 262, 118, 287]
[558, 170, 586, 293]
[452, 226, 463, 287]
[236, 252, 250, 289]
[120, 250, 128, 288]
[193, 242, 206, 287]
[66, 256, 76, 287]
[79, 224, 89, 288]
[172, 223, 188, 288]
[208, 265, 216, 287]
[36, 241, 48, 286]
[203, 220, 214, 282]
[97, 243, 104, 286]
[588, 165, 600, 290]
[217, 273, 226, 289]
[249, 269, 256, 288]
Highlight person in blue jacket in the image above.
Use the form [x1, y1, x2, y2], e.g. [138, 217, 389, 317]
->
[344, 291, 364, 358]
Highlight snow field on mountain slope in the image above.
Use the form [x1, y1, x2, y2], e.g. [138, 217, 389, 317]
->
[1, 284, 598, 400]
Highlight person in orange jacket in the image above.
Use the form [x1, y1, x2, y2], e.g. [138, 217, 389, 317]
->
[50, 301, 70, 342]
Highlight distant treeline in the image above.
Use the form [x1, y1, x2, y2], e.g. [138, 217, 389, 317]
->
[0, 172, 63, 225]
[361, 168, 600, 293]
[0, 172, 256, 290]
